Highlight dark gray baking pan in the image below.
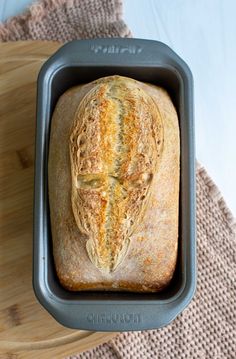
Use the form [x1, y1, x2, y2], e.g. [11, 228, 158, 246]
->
[34, 38, 196, 331]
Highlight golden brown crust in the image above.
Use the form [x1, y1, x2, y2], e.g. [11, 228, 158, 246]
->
[69, 77, 163, 272]
[48, 75, 179, 292]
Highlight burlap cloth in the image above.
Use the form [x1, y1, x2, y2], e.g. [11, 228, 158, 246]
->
[1, 1, 235, 358]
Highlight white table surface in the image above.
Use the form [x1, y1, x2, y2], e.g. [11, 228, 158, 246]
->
[1, 0, 236, 215]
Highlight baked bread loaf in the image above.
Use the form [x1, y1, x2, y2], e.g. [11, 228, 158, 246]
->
[48, 75, 180, 292]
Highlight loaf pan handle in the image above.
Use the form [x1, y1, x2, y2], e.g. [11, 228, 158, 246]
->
[43, 38, 191, 71]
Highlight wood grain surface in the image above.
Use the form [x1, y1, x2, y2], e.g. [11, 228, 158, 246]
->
[0, 41, 117, 358]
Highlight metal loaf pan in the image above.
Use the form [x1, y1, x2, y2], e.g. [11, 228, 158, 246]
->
[34, 38, 196, 331]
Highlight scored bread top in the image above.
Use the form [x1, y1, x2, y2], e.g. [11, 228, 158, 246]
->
[69, 76, 164, 273]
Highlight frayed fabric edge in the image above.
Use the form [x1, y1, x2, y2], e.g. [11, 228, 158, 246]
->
[0, 0, 130, 41]
[0, 0, 68, 40]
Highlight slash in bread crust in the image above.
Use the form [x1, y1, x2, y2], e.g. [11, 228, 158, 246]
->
[69, 76, 163, 273]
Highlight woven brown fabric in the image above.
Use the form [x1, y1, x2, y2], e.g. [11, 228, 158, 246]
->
[0, 0, 132, 41]
[1, 1, 235, 358]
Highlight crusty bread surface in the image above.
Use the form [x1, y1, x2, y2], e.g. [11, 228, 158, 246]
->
[48, 75, 180, 292]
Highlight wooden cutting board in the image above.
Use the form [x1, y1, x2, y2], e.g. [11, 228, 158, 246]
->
[0, 41, 117, 359]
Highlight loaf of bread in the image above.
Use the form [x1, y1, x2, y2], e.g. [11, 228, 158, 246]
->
[48, 75, 179, 292]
